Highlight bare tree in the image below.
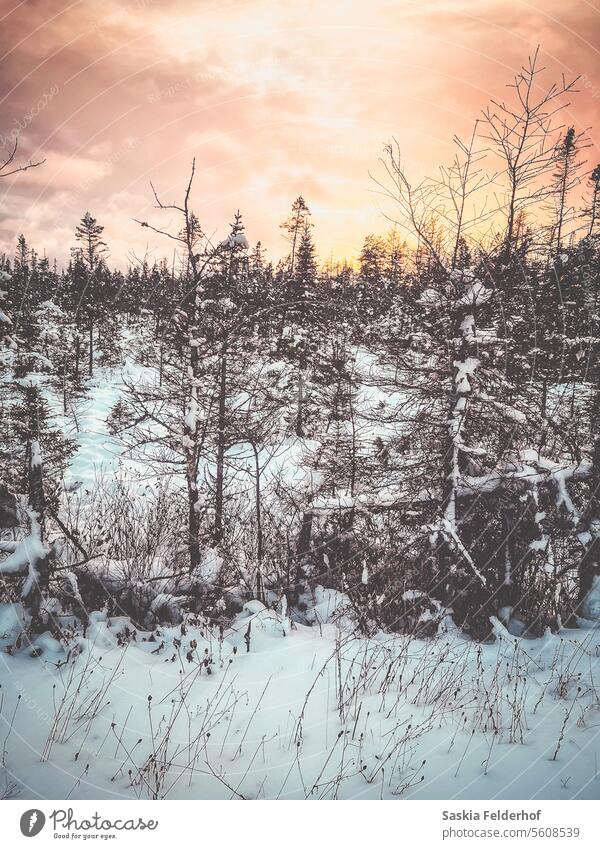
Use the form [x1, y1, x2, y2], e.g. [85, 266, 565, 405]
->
[481, 48, 579, 250]
[0, 139, 44, 180]
[135, 160, 228, 569]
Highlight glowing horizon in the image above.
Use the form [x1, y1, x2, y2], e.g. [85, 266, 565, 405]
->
[1, 0, 599, 270]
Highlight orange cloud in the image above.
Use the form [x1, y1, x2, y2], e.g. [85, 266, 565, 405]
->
[0, 0, 599, 267]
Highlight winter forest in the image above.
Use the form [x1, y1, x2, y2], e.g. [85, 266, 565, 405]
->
[2, 50, 600, 800]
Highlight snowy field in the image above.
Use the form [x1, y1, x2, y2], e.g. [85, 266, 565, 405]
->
[2, 603, 600, 800]
[2, 356, 600, 801]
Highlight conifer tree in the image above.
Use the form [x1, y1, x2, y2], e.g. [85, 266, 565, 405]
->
[71, 212, 109, 377]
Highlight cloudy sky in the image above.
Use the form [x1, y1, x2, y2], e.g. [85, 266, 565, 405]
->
[1, 0, 599, 267]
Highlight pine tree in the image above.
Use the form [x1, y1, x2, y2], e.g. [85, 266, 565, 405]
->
[584, 164, 600, 240]
[357, 235, 386, 321]
[551, 127, 585, 254]
[280, 196, 311, 274]
[71, 212, 109, 377]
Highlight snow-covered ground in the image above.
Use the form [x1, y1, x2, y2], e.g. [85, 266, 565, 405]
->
[1, 604, 600, 800]
[2, 345, 599, 801]
[45, 359, 158, 490]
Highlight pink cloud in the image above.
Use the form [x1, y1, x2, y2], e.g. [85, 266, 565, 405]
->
[1, 0, 599, 267]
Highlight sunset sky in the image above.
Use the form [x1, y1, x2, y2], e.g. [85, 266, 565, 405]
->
[1, 0, 600, 268]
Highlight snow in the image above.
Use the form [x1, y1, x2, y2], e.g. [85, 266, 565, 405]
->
[460, 455, 592, 498]
[478, 393, 527, 424]
[233, 232, 249, 249]
[302, 585, 351, 626]
[242, 599, 267, 616]
[402, 589, 426, 601]
[31, 631, 63, 655]
[235, 601, 290, 638]
[44, 357, 160, 490]
[440, 515, 487, 586]
[2, 311, 599, 803]
[31, 439, 42, 467]
[453, 356, 480, 394]
[220, 233, 249, 250]
[417, 288, 442, 306]
[581, 575, 600, 620]
[312, 493, 355, 511]
[194, 547, 222, 585]
[1, 617, 600, 799]
[0, 516, 48, 581]
[460, 313, 475, 339]
[458, 278, 491, 306]
[183, 395, 197, 433]
[149, 593, 187, 623]
[26, 351, 53, 369]
[0, 602, 27, 644]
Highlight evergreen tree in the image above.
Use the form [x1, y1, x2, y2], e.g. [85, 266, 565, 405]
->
[70, 212, 109, 377]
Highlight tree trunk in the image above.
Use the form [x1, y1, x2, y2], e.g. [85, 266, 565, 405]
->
[74, 329, 80, 383]
[439, 278, 491, 640]
[213, 345, 227, 544]
[575, 377, 600, 619]
[295, 510, 313, 593]
[296, 364, 305, 437]
[253, 443, 263, 573]
[23, 387, 51, 629]
[184, 354, 201, 573]
[88, 316, 94, 377]
[187, 479, 202, 573]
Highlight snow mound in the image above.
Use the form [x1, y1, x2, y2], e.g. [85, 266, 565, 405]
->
[0, 602, 27, 645]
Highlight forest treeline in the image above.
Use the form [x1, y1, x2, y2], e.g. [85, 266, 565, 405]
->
[2, 52, 600, 643]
